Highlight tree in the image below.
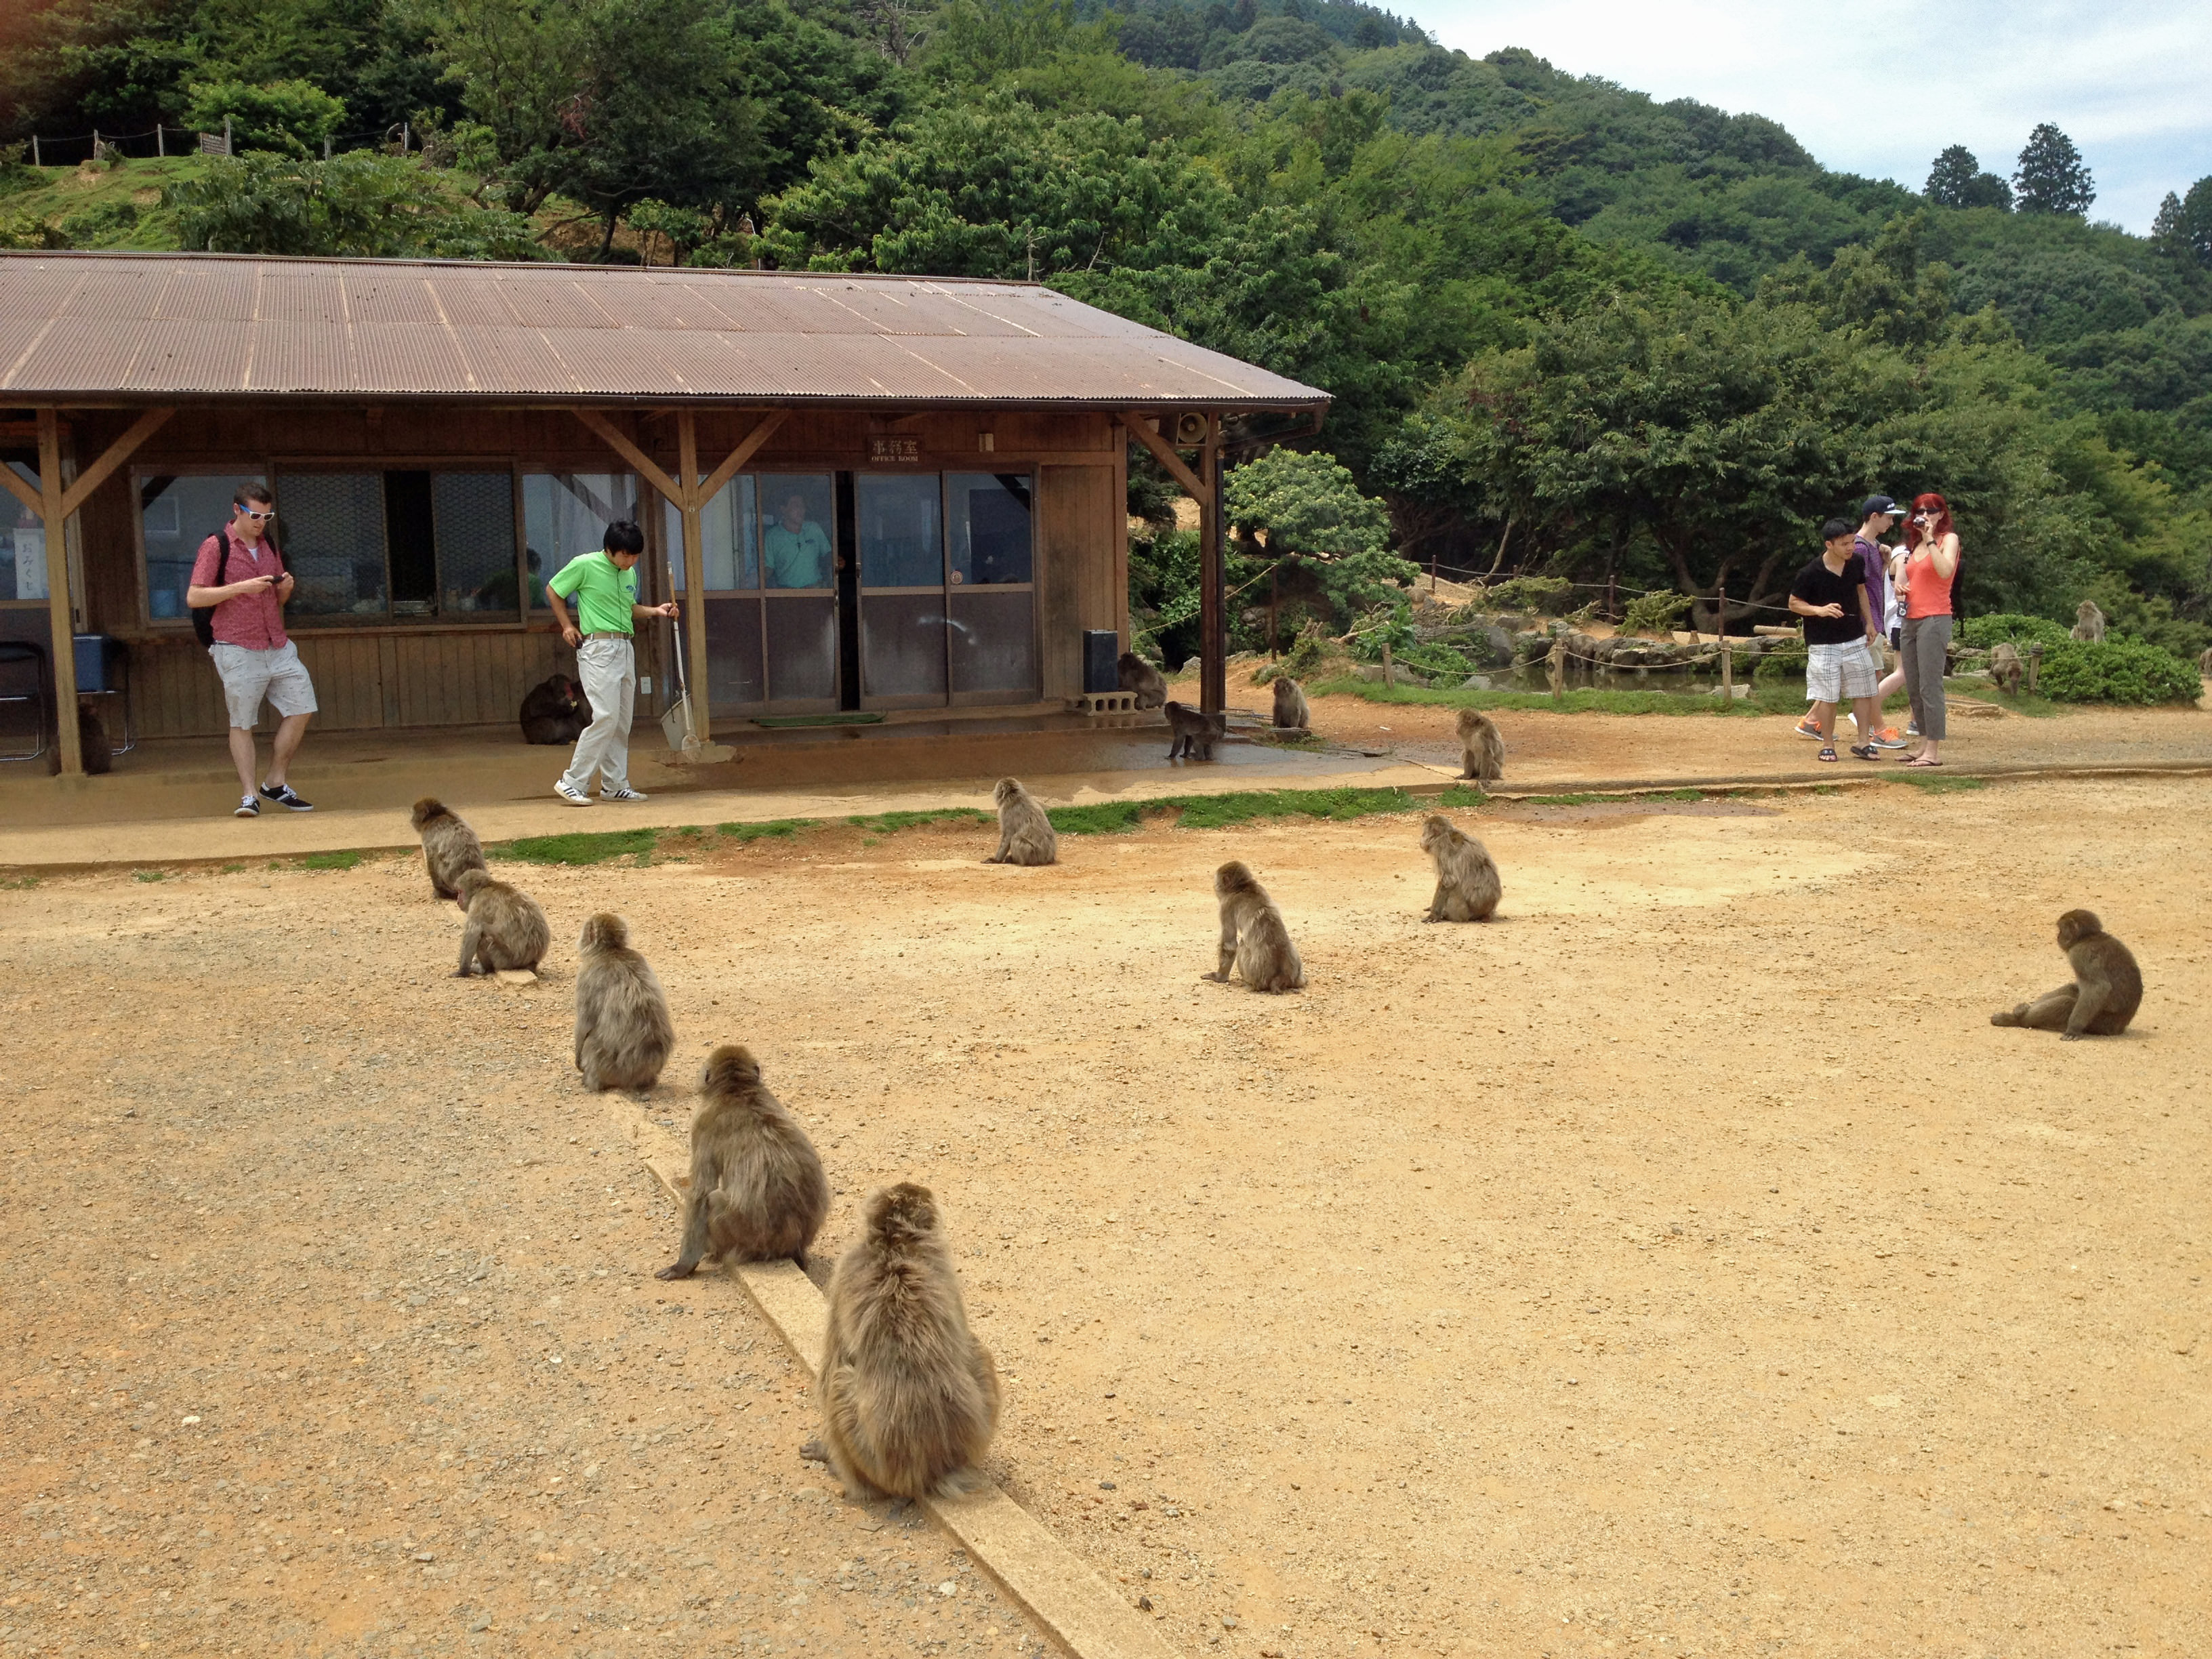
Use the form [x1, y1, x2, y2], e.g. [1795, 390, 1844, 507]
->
[165, 150, 541, 258]
[1925, 144, 2011, 210]
[2014, 122, 2094, 216]
[183, 77, 346, 155]
[1221, 447, 1412, 645]
[2159, 176, 2212, 268]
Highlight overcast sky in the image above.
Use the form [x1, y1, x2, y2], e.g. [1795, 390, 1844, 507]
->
[1399, 0, 2212, 233]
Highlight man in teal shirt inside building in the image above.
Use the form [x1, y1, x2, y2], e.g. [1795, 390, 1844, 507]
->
[544, 520, 679, 806]
[763, 491, 834, 588]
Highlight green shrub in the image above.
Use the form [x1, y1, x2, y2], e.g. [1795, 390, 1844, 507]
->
[1619, 590, 1693, 637]
[0, 208, 69, 249]
[1753, 644, 1808, 682]
[167, 152, 542, 260]
[2034, 640, 2203, 705]
[1957, 612, 2071, 650]
[184, 79, 347, 156]
[1483, 575, 1575, 615]
[58, 199, 138, 245]
[1397, 642, 1472, 679]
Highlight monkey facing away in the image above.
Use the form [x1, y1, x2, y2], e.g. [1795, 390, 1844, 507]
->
[1204, 859, 1305, 992]
[76, 705, 113, 776]
[1164, 699, 1225, 761]
[1988, 640, 2024, 695]
[817, 1183, 1001, 1501]
[452, 867, 550, 977]
[657, 1044, 828, 1279]
[1116, 651, 1167, 710]
[1456, 707, 1504, 785]
[1419, 814, 1502, 922]
[1990, 909, 2142, 1040]
[985, 777, 1057, 866]
[573, 912, 675, 1090]
[519, 674, 592, 745]
[2070, 600, 2106, 644]
[1271, 676, 1310, 730]
[411, 796, 487, 901]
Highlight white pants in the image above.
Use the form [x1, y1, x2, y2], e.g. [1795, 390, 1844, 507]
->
[560, 636, 636, 794]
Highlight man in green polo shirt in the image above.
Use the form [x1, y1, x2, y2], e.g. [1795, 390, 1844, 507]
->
[544, 520, 679, 806]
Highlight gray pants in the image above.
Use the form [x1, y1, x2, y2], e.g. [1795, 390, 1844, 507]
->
[560, 635, 636, 795]
[1901, 614, 1952, 741]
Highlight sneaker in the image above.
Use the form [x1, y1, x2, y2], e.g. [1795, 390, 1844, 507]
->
[258, 783, 313, 812]
[599, 785, 649, 803]
[234, 794, 260, 818]
[1905, 722, 1921, 737]
[1793, 715, 1823, 739]
[1868, 726, 1908, 750]
[555, 779, 594, 807]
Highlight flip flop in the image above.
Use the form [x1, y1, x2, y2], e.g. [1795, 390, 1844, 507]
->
[1818, 745, 1839, 762]
[1904, 755, 1943, 768]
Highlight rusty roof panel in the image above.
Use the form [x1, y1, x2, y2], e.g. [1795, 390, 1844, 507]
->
[0, 252, 1330, 407]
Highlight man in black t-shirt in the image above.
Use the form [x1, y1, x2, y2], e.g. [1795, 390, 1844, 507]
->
[1788, 518, 1883, 762]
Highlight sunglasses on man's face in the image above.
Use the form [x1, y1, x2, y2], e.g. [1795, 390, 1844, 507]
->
[240, 508, 274, 521]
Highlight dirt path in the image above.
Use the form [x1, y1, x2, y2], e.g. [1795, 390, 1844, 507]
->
[5, 775, 2209, 1657]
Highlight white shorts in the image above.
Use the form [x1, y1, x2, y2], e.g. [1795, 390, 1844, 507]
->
[1805, 639, 1878, 703]
[210, 640, 318, 729]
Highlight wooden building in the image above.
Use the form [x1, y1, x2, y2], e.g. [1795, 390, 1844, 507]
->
[0, 251, 1328, 775]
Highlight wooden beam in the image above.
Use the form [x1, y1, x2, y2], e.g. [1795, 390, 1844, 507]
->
[1198, 412, 1224, 719]
[674, 410, 711, 749]
[38, 409, 83, 777]
[693, 411, 787, 512]
[60, 406, 173, 519]
[1116, 413, 1205, 500]
[569, 407, 683, 507]
[0, 462, 41, 520]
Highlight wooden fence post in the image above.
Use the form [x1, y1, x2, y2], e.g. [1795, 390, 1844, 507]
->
[2026, 642, 2042, 695]
[1718, 578, 1732, 699]
[1547, 636, 1565, 704]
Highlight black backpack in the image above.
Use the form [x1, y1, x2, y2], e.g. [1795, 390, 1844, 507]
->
[189, 528, 287, 647]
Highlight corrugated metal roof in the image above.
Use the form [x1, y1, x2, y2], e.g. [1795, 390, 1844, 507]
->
[0, 252, 1330, 409]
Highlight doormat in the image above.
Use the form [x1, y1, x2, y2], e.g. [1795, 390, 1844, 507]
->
[752, 712, 888, 729]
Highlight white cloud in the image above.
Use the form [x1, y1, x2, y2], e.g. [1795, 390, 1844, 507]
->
[1399, 0, 2212, 230]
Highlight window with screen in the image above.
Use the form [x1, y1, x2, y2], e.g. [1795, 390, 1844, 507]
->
[134, 472, 268, 619]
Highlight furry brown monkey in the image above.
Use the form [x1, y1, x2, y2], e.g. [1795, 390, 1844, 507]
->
[1271, 676, 1310, 729]
[519, 674, 592, 745]
[1116, 651, 1167, 709]
[1164, 699, 1225, 761]
[657, 1044, 828, 1279]
[452, 867, 550, 977]
[985, 777, 1057, 866]
[573, 912, 675, 1090]
[1990, 908, 2142, 1040]
[1456, 707, 1504, 785]
[1204, 859, 1305, 992]
[2070, 600, 2106, 644]
[817, 1183, 1000, 1500]
[1988, 640, 2024, 695]
[2198, 647, 2212, 675]
[1418, 814, 1501, 922]
[411, 797, 487, 901]
[77, 705, 112, 776]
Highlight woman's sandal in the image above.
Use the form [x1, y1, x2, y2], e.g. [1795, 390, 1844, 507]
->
[1903, 754, 1943, 767]
[1818, 745, 1839, 762]
[1849, 743, 1879, 760]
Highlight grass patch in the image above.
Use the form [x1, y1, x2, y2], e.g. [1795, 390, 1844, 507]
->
[497, 827, 660, 866]
[716, 819, 811, 844]
[1311, 676, 1807, 717]
[133, 869, 165, 882]
[1, 875, 39, 889]
[846, 808, 992, 834]
[1885, 772, 1988, 792]
[300, 849, 361, 871]
[220, 862, 245, 874]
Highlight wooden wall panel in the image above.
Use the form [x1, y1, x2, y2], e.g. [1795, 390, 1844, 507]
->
[1036, 464, 1118, 701]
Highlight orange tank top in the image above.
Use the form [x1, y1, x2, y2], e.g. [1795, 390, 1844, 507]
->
[1905, 543, 1956, 619]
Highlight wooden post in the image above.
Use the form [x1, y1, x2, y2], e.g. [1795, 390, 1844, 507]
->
[1717, 577, 1732, 699]
[675, 410, 711, 749]
[1199, 414, 1224, 720]
[1547, 636, 1565, 705]
[2026, 642, 2042, 696]
[157, 124, 165, 159]
[1380, 639, 1393, 689]
[37, 409, 81, 777]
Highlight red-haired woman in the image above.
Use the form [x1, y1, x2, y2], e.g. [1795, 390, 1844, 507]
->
[1899, 492, 1961, 766]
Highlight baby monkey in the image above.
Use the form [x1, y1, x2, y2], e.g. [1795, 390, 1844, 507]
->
[1990, 908, 2141, 1040]
[1204, 859, 1305, 992]
[657, 1044, 828, 1279]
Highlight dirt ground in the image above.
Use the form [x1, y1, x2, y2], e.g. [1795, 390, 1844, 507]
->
[4, 774, 2209, 1659]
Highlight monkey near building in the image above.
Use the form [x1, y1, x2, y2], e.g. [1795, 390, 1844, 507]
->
[1988, 641, 2024, 695]
[657, 1044, 828, 1279]
[2070, 600, 2106, 644]
[452, 867, 550, 976]
[1204, 859, 1305, 992]
[1456, 708, 1504, 785]
[817, 1183, 1001, 1500]
[519, 674, 592, 745]
[1164, 699, 1225, 761]
[1271, 676, 1310, 730]
[986, 777, 1057, 866]
[1990, 909, 2141, 1040]
[1419, 814, 1501, 922]
[1116, 651, 1167, 710]
[573, 912, 675, 1090]
[411, 796, 488, 901]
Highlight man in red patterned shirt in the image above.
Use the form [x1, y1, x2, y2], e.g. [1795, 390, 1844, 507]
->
[186, 483, 318, 818]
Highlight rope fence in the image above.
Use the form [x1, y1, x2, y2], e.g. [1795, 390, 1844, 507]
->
[17, 121, 417, 168]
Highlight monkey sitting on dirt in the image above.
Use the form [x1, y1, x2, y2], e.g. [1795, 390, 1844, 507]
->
[519, 674, 592, 745]
[453, 867, 550, 977]
[411, 797, 487, 901]
[656, 1044, 828, 1279]
[985, 777, 1057, 866]
[1204, 859, 1305, 992]
[1164, 699, 1225, 761]
[1117, 651, 1167, 709]
[1988, 641, 2024, 696]
[573, 912, 675, 1090]
[1418, 814, 1501, 922]
[1456, 707, 1504, 785]
[1990, 909, 2142, 1040]
[1271, 676, 1310, 730]
[817, 1183, 1001, 1500]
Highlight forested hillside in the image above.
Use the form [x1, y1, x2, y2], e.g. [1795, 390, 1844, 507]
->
[5, 0, 2209, 651]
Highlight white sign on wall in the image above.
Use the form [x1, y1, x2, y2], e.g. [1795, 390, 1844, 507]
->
[14, 525, 47, 601]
